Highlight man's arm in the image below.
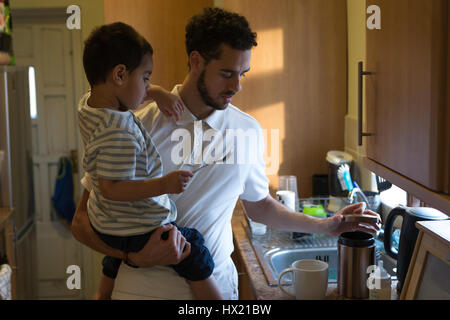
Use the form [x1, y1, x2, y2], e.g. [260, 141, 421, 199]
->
[71, 190, 191, 267]
[71, 190, 126, 259]
[242, 195, 380, 236]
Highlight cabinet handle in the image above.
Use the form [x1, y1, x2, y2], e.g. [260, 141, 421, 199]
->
[358, 61, 373, 146]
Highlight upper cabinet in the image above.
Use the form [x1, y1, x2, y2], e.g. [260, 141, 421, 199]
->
[363, 0, 450, 197]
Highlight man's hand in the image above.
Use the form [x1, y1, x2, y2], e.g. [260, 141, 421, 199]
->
[72, 189, 191, 269]
[242, 196, 381, 237]
[323, 202, 381, 236]
[127, 224, 191, 267]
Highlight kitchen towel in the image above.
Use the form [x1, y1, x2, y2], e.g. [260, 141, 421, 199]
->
[51, 156, 76, 224]
[0, 263, 12, 300]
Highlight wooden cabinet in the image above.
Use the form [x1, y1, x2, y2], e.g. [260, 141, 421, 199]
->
[364, 0, 450, 196]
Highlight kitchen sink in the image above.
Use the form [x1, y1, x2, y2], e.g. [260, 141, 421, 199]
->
[266, 247, 338, 286]
[246, 226, 339, 287]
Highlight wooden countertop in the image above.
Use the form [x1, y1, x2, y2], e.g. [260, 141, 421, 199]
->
[231, 202, 342, 300]
[416, 220, 450, 244]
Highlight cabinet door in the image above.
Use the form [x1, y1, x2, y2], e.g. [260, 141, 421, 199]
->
[365, 0, 449, 193]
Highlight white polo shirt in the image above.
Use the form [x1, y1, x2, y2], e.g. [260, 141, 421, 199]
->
[110, 85, 269, 299]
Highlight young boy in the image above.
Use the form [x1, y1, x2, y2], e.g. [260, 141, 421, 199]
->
[78, 22, 222, 300]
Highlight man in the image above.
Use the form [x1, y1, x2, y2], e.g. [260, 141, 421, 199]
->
[72, 7, 380, 300]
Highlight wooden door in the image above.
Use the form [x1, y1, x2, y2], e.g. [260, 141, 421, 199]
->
[13, 21, 86, 299]
[365, 0, 449, 193]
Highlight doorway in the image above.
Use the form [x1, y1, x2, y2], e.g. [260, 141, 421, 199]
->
[12, 7, 93, 299]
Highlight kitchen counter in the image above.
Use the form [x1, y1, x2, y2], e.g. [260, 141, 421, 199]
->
[231, 201, 398, 300]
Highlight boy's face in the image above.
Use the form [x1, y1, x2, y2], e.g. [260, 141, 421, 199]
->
[118, 53, 153, 110]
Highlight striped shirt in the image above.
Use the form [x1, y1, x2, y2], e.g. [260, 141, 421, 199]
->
[78, 92, 176, 236]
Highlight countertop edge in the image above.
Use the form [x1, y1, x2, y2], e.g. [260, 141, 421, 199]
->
[231, 202, 290, 300]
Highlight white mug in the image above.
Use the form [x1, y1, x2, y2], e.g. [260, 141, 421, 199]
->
[278, 259, 329, 300]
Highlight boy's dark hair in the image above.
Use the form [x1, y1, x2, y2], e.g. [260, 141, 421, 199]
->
[185, 7, 257, 67]
[83, 22, 153, 86]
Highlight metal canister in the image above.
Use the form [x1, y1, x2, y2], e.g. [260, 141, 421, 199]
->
[338, 231, 375, 299]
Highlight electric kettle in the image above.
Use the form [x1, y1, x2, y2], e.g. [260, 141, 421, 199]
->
[384, 206, 448, 293]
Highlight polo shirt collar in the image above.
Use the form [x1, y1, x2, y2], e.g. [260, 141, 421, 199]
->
[172, 85, 224, 130]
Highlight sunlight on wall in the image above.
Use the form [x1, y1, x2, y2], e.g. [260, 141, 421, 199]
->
[249, 28, 284, 77]
[251, 101, 285, 186]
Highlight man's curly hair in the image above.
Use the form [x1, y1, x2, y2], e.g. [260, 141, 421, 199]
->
[185, 7, 257, 67]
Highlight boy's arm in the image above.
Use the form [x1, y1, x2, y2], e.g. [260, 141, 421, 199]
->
[145, 85, 184, 121]
[71, 189, 192, 267]
[98, 170, 193, 202]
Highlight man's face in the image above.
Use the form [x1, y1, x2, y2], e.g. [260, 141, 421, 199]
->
[196, 44, 251, 110]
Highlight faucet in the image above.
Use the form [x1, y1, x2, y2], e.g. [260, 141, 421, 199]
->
[347, 186, 370, 207]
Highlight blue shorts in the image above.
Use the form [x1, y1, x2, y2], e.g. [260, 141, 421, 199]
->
[93, 222, 214, 281]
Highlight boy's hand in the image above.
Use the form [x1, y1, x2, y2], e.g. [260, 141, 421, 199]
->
[146, 86, 184, 121]
[162, 170, 193, 194]
[158, 92, 184, 122]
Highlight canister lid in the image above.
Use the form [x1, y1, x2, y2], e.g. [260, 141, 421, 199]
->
[338, 231, 374, 247]
[326, 151, 353, 165]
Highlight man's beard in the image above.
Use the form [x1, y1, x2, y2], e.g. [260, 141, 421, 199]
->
[197, 70, 230, 110]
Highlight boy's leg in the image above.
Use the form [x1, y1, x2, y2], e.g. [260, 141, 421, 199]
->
[94, 256, 122, 300]
[174, 225, 223, 299]
[94, 274, 115, 300]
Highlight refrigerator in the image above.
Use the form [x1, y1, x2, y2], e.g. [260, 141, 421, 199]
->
[0, 66, 37, 299]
